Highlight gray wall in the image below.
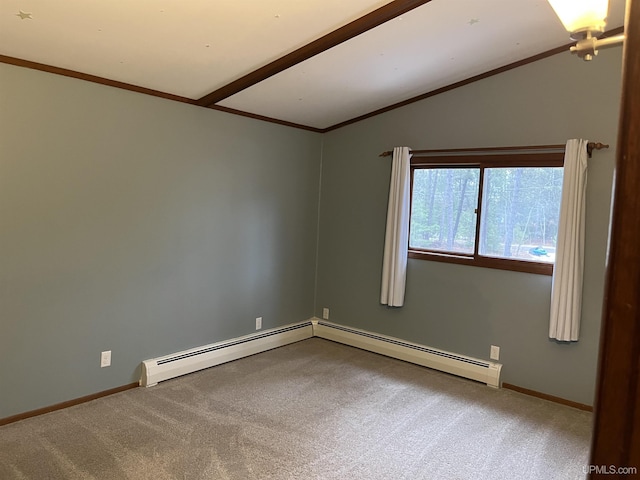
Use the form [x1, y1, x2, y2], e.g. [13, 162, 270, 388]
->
[0, 64, 321, 418]
[316, 47, 622, 405]
[0, 44, 622, 419]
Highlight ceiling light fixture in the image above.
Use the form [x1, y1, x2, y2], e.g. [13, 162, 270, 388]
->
[547, 0, 625, 60]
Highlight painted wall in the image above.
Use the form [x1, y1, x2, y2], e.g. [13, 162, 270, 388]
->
[316, 47, 623, 405]
[0, 44, 623, 418]
[0, 64, 321, 418]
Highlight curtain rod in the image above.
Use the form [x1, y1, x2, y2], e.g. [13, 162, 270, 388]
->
[379, 142, 609, 159]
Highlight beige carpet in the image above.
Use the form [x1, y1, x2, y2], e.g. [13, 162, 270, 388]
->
[0, 338, 591, 479]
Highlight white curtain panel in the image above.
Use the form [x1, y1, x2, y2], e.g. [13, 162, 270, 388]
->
[549, 139, 589, 341]
[381, 147, 412, 307]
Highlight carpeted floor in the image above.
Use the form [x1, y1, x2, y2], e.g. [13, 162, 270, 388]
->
[0, 338, 591, 479]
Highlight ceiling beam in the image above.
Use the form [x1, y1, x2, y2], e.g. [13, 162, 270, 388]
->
[322, 26, 626, 132]
[196, 0, 433, 107]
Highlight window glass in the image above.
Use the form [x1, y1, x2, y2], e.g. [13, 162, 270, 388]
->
[479, 167, 563, 263]
[408, 151, 564, 276]
[409, 168, 480, 254]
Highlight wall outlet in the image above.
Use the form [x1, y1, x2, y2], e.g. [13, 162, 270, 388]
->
[322, 308, 329, 320]
[101, 350, 111, 368]
[490, 345, 500, 361]
[256, 317, 262, 330]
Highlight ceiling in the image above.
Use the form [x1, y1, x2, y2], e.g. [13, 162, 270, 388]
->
[0, 0, 626, 131]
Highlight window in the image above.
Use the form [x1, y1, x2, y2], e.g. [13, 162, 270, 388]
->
[408, 150, 564, 275]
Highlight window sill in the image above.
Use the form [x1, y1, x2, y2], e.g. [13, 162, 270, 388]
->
[408, 249, 553, 276]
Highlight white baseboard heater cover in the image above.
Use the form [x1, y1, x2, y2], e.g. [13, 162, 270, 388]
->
[140, 318, 501, 389]
[140, 321, 313, 387]
[312, 320, 502, 388]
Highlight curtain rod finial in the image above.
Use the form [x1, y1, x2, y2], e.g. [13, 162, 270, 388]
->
[587, 142, 610, 158]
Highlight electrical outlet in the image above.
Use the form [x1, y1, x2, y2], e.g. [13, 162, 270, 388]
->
[256, 317, 262, 330]
[490, 345, 500, 361]
[322, 308, 329, 320]
[101, 350, 111, 368]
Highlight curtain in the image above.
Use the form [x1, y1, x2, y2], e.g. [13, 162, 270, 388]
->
[381, 147, 412, 307]
[549, 139, 589, 341]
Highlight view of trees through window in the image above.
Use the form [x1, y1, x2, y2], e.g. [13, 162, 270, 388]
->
[480, 167, 563, 263]
[410, 168, 479, 254]
[410, 165, 563, 264]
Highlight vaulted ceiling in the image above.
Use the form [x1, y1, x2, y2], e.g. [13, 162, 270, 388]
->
[0, 0, 626, 131]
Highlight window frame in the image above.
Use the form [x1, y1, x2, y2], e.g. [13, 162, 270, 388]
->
[408, 151, 565, 276]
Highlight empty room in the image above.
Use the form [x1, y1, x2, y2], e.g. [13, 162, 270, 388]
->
[1, 0, 638, 478]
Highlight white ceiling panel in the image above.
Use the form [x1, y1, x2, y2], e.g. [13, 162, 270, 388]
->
[0, 0, 390, 98]
[218, 0, 626, 128]
[0, 0, 626, 129]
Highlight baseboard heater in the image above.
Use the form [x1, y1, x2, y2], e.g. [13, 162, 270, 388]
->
[312, 320, 502, 388]
[140, 318, 501, 388]
[140, 322, 314, 387]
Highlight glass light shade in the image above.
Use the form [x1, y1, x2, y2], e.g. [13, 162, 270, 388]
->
[547, 0, 609, 38]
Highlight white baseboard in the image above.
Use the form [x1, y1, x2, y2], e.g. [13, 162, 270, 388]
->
[140, 321, 313, 387]
[312, 319, 501, 388]
[140, 317, 501, 388]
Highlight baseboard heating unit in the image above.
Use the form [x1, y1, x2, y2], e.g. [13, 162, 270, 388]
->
[140, 321, 314, 387]
[140, 318, 502, 388]
[311, 320, 502, 388]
